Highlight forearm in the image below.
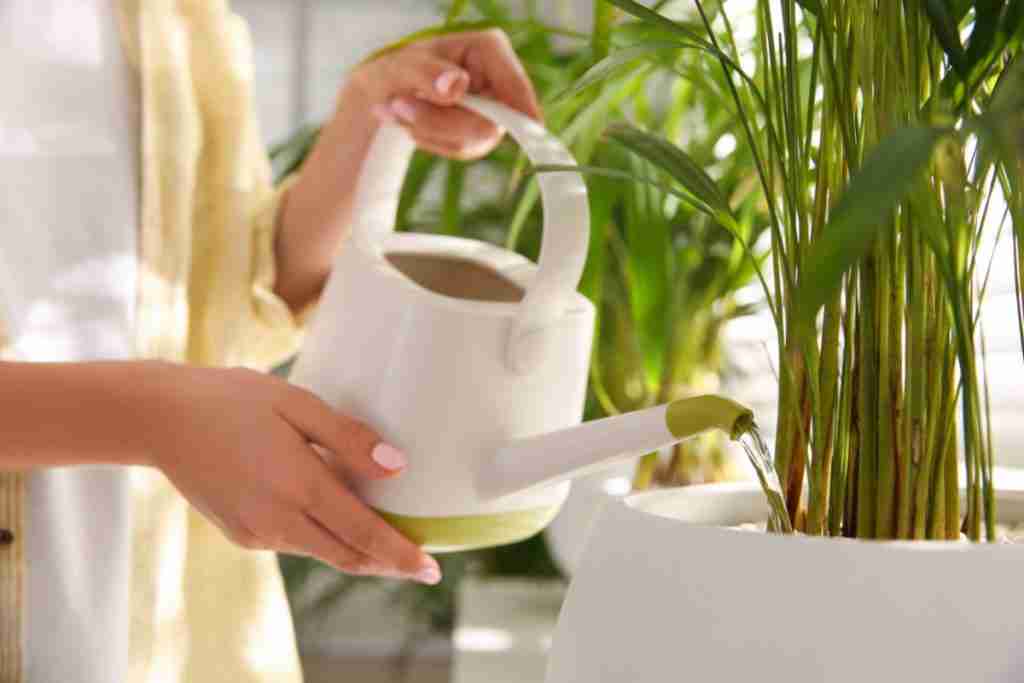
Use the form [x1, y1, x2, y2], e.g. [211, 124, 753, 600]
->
[0, 360, 169, 470]
[272, 85, 379, 313]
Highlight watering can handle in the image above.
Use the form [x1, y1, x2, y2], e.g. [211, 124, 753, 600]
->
[349, 95, 590, 374]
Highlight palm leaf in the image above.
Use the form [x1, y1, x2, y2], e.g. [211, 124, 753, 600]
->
[554, 42, 683, 102]
[603, 0, 710, 46]
[606, 122, 730, 216]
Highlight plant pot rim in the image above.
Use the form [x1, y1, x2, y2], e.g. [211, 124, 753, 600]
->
[617, 469, 1024, 553]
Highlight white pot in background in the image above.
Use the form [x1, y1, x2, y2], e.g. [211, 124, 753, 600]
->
[547, 480, 1024, 683]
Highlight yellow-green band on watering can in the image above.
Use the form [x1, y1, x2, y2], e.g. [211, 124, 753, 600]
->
[664, 395, 754, 442]
[378, 505, 562, 554]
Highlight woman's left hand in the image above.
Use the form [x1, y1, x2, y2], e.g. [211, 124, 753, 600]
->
[275, 29, 541, 310]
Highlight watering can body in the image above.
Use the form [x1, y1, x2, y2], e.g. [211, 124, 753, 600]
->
[289, 97, 596, 552]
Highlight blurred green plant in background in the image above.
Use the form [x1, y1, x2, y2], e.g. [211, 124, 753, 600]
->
[271, 0, 769, 640]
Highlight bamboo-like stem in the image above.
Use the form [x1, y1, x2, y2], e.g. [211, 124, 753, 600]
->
[808, 101, 840, 536]
[926, 342, 958, 539]
[891, 230, 909, 538]
[808, 294, 840, 536]
[875, 234, 896, 539]
[928, 446, 946, 541]
[844, 328, 861, 539]
[912, 315, 946, 538]
[632, 452, 658, 490]
[829, 288, 856, 537]
[907, 227, 928, 539]
[943, 420, 961, 540]
[856, 258, 879, 539]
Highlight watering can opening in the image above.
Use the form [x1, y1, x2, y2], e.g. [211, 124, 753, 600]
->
[384, 251, 525, 304]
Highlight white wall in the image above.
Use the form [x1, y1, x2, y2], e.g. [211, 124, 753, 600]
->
[234, 0, 440, 144]
[234, 0, 594, 144]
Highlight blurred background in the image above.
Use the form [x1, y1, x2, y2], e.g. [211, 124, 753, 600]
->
[234, 1, 1024, 681]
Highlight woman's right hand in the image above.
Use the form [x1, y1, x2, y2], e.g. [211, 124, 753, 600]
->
[143, 363, 442, 585]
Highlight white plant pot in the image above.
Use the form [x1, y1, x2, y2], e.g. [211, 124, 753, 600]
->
[546, 481, 1024, 683]
[543, 463, 634, 576]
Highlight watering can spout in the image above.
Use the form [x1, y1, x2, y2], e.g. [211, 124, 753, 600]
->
[479, 395, 754, 500]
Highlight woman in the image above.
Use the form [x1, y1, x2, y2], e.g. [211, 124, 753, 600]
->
[0, 1, 542, 681]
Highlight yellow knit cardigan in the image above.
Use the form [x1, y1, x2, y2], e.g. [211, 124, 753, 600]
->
[0, 1, 309, 680]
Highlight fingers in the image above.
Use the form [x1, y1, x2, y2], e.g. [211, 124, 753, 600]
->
[432, 29, 542, 121]
[370, 49, 471, 108]
[232, 506, 432, 582]
[353, 29, 541, 162]
[378, 96, 503, 161]
[275, 384, 406, 480]
[278, 513, 396, 579]
[305, 458, 442, 584]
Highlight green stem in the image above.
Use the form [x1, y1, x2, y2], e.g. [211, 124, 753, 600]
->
[632, 453, 659, 490]
[876, 236, 896, 539]
[856, 258, 879, 539]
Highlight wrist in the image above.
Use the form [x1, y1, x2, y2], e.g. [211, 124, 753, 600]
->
[127, 360, 190, 470]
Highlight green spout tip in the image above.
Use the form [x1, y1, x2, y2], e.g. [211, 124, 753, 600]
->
[664, 395, 755, 442]
[730, 409, 756, 441]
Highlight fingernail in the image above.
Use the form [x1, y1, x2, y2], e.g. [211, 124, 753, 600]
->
[415, 559, 442, 585]
[391, 98, 418, 124]
[371, 103, 397, 124]
[435, 70, 464, 97]
[371, 443, 407, 471]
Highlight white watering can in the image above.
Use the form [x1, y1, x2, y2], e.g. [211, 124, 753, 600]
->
[289, 96, 751, 552]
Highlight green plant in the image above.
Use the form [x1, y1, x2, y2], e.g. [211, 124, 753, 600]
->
[570, 0, 1022, 539]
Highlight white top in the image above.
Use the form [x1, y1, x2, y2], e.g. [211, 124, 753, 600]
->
[0, 1, 139, 681]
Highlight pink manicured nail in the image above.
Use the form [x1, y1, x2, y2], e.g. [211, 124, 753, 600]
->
[372, 443, 407, 471]
[391, 98, 418, 124]
[415, 559, 442, 585]
[371, 103, 397, 124]
[435, 70, 464, 96]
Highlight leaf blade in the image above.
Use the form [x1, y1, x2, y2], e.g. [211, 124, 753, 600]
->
[606, 122, 730, 216]
[554, 42, 684, 102]
[603, 0, 709, 46]
[795, 0, 820, 15]
[923, 0, 969, 79]
[795, 126, 948, 325]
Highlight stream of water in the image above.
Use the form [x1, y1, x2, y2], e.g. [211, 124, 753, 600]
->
[736, 422, 793, 534]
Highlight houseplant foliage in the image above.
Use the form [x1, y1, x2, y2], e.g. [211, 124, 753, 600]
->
[572, 0, 1023, 539]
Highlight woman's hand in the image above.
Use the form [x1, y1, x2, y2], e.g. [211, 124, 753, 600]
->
[350, 29, 542, 159]
[0, 360, 441, 583]
[146, 363, 442, 585]
[274, 29, 541, 311]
